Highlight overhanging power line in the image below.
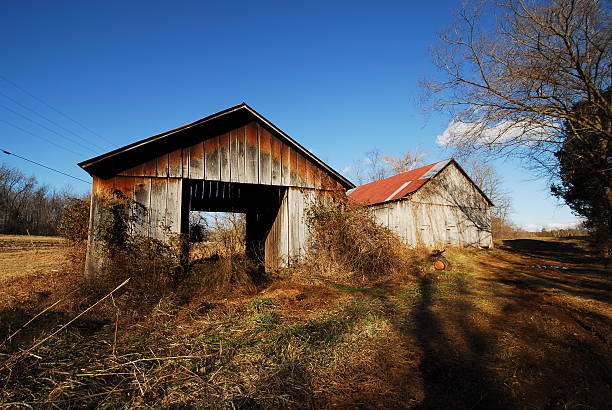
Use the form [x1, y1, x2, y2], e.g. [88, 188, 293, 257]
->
[1, 148, 91, 184]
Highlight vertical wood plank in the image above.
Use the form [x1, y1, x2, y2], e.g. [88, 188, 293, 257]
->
[302, 190, 314, 256]
[219, 132, 230, 181]
[150, 178, 168, 240]
[168, 149, 182, 178]
[237, 126, 247, 183]
[156, 154, 169, 178]
[258, 124, 272, 185]
[143, 158, 157, 177]
[297, 189, 305, 256]
[313, 167, 322, 189]
[245, 123, 258, 184]
[132, 162, 145, 177]
[290, 148, 299, 186]
[113, 176, 135, 199]
[182, 147, 190, 178]
[297, 154, 308, 188]
[165, 179, 182, 233]
[281, 144, 291, 186]
[133, 177, 151, 237]
[230, 129, 239, 182]
[304, 160, 314, 188]
[270, 134, 282, 185]
[189, 142, 204, 179]
[205, 136, 220, 180]
[278, 189, 289, 265]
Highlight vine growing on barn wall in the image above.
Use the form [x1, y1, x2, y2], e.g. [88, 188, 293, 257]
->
[92, 189, 191, 289]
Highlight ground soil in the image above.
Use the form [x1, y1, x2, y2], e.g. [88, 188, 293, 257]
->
[0, 234, 610, 409]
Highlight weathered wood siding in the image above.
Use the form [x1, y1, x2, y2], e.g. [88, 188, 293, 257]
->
[117, 121, 344, 191]
[264, 187, 317, 268]
[85, 120, 348, 278]
[370, 163, 493, 248]
[84, 175, 184, 277]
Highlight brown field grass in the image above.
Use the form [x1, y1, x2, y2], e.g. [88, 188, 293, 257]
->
[0, 235, 610, 408]
[0, 235, 67, 282]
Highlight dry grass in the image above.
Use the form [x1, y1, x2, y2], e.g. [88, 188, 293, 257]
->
[0, 235, 67, 282]
[0, 235, 610, 408]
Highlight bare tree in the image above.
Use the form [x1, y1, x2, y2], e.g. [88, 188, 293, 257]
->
[424, 0, 611, 175]
[383, 146, 428, 174]
[348, 148, 429, 185]
[347, 149, 389, 185]
[462, 157, 512, 220]
[0, 162, 73, 235]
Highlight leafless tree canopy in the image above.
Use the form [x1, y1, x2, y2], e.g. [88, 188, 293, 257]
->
[461, 158, 513, 219]
[0, 162, 77, 235]
[348, 147, 428, 185]
[424, 0, 611, 173]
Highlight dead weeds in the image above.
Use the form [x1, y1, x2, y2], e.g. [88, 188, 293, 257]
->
[0, 236, 611, 408]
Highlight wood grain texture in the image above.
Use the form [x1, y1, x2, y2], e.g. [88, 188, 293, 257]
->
[270, 134, 282, 185]
[189, 142, 204, 179]
[143, 158, 157, 177]
[168, 149, 182, 178]
[182, 147, 190, 178]
[156, 154, 169, 178]
[290, 148, 299, 186]
[245, 122, 258, 184]
[281, 144, 291, 186]
[133, 178, 151, 237]
[219, 132, 230, 181]
[205, 136, 220, 180]
[258, 125, 272, 185]
[165, 179, 182, 233]
[297, 154, 308, 188]
[150, 178, 168, 240]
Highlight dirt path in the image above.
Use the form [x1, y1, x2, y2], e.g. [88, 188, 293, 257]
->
[466, 238, 611, 408]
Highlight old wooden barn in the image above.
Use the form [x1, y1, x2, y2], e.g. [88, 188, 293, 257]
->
[79, 103, 354, 276]
[348, 159, 494, 248]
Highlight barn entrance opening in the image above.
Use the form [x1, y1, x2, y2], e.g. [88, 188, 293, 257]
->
[184, 180, 286, 265]
[189, 211, 246, 260]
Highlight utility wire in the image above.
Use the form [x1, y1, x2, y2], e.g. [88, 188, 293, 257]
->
[0, 119, 87, 157]
[0, 74, 116, 147]
[0, 102, 98, 154]
[1, 148, 91, 184]
[0, 90, 108, 152]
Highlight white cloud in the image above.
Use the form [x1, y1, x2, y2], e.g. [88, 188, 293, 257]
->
[436, 119, 555, 148]
[522, 220, 583, 232]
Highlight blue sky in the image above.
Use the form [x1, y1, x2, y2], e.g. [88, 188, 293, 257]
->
[0, 0, 579, 230]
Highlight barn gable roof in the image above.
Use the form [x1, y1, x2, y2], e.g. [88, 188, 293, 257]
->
[78, 103, 354, 189]
[347, 159, 494, 206]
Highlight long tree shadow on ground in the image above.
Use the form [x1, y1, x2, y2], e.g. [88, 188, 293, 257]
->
[397, 274, 513, 410]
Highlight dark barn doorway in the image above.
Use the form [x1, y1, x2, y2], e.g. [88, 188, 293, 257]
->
[183, 180, 286, 264]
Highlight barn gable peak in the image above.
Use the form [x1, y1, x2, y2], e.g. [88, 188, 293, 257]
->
[78, 103, 354, 189]
[348, 159, 494, 206]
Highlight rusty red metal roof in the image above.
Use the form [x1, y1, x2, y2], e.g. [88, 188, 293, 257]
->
[347, 159, 452, 205]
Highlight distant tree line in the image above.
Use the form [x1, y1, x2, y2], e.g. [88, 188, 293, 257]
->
[0, 162, 84, 236]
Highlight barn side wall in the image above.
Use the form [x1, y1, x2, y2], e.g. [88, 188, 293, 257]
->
[264, 187, 318, 269]
[370, 163, 493, 248]
[84, 175, 184, 278]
